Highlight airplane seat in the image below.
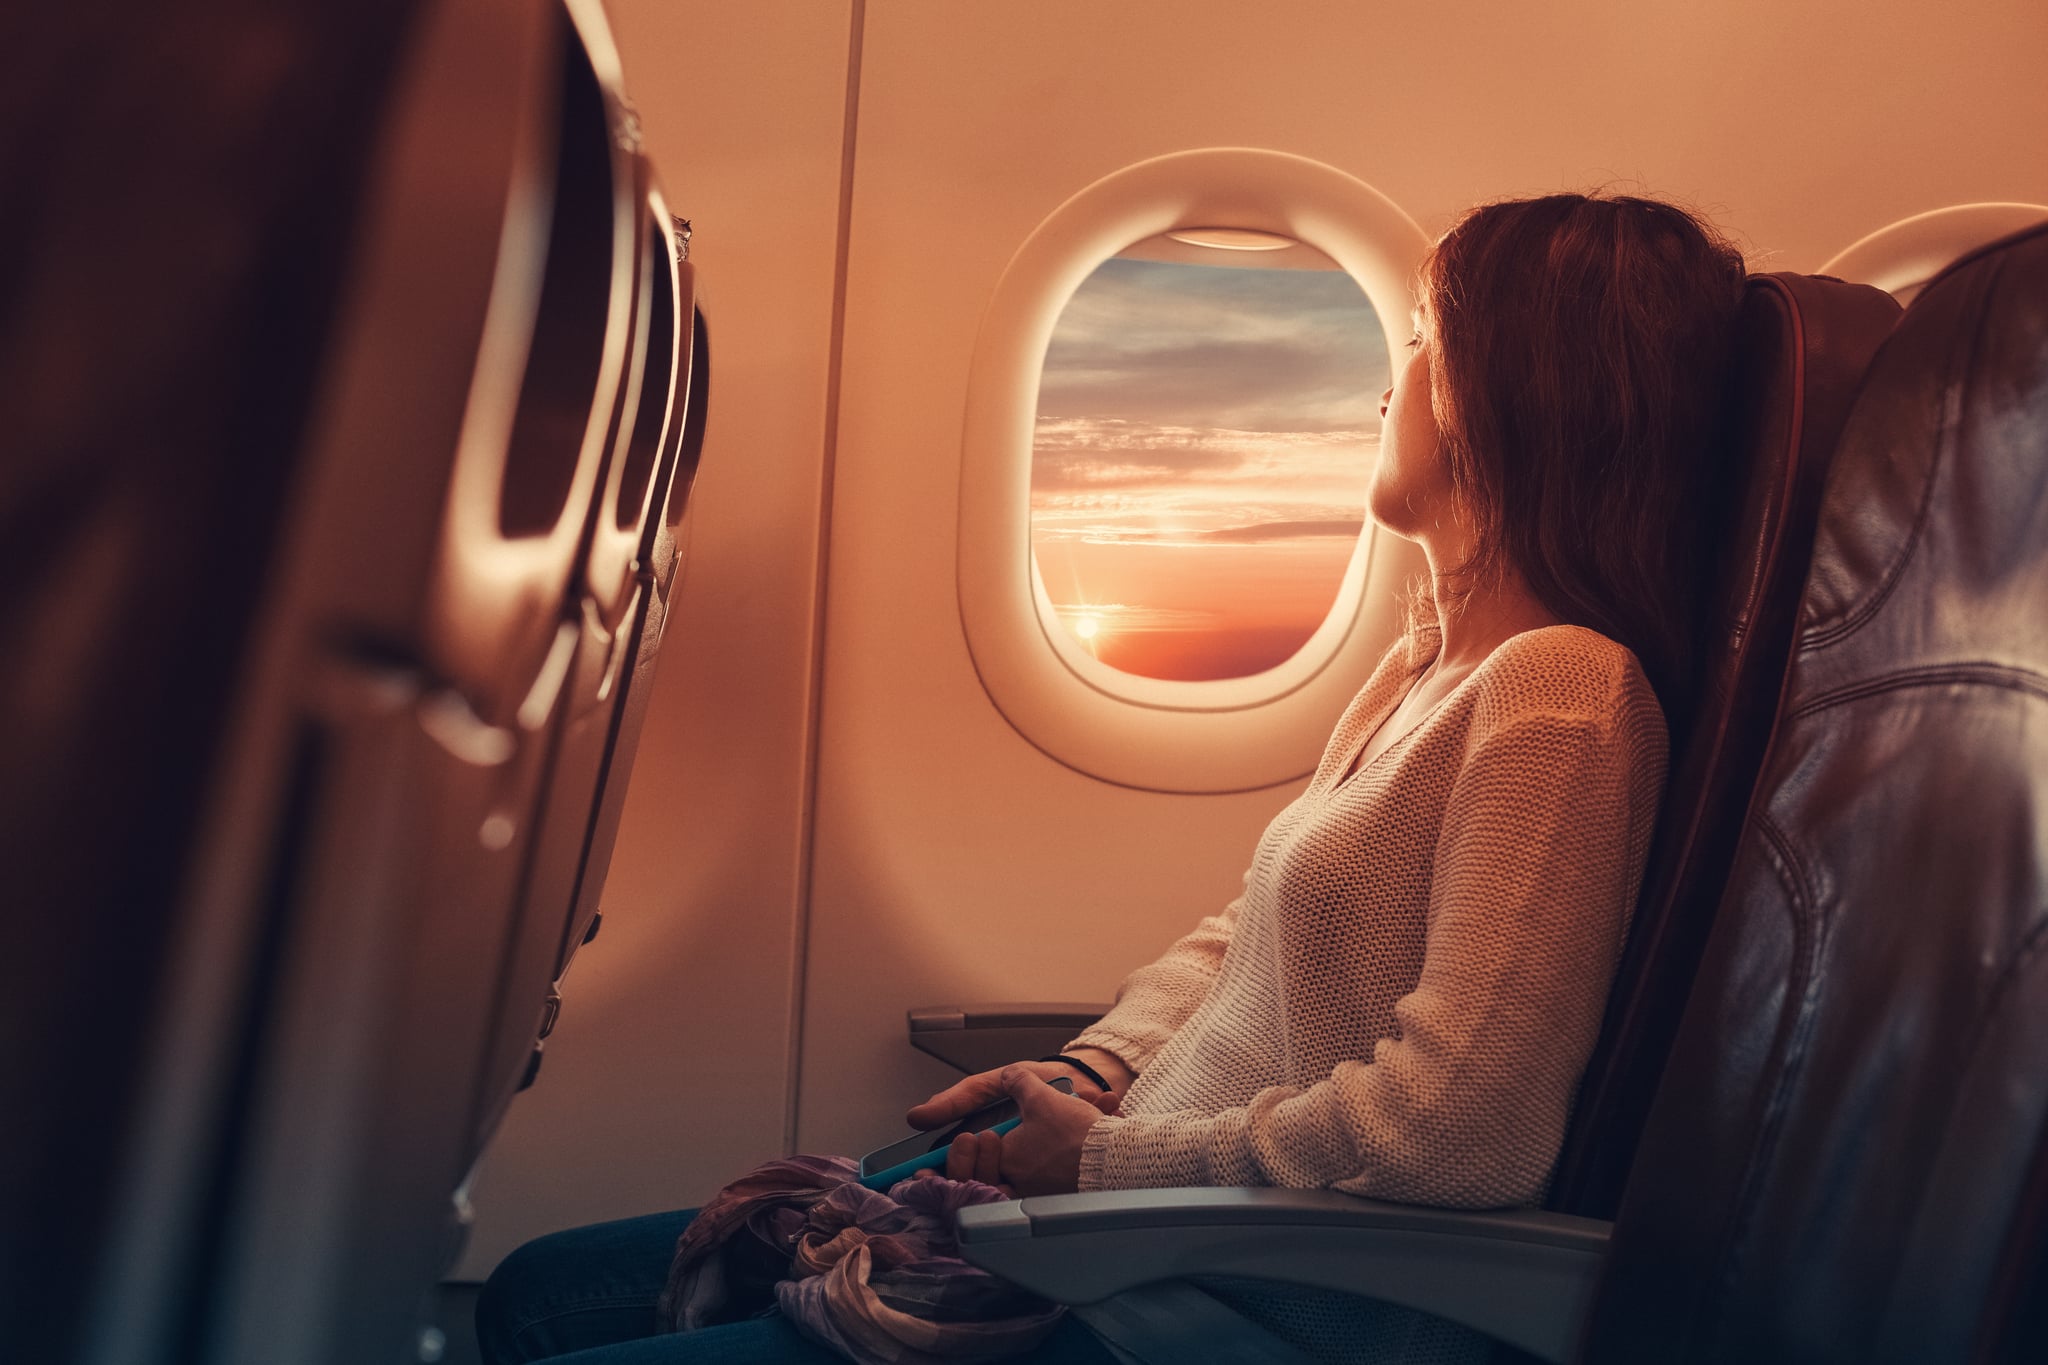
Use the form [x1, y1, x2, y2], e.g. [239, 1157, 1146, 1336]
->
[556, 299, 712, 981]
[0, 6, 432, 1358]
[1580, 217, 2048, 1363]
[952, 220, 2048, 1365]
[1548, 272, 1902, 1220]
[3, 3, 676, 1362]
[469, 184, 704, 1151]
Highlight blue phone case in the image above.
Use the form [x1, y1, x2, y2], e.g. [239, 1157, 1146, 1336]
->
[857, 1115, 1023, 1190]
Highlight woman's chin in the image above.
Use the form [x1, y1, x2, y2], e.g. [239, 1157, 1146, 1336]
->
[1364, 492, 1424, 543]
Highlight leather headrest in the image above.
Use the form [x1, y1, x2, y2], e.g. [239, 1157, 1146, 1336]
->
[1715, 275, 1904, 650]
[1796, 221, 2048, 671]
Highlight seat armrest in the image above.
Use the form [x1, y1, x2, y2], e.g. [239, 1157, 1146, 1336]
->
[907, 1003, 1110, 1075]
[955, 1188, 1608, 1363]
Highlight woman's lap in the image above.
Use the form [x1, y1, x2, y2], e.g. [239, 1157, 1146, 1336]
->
[476, 1208, 1120, 1365]
[476, 1209, 700, 1363]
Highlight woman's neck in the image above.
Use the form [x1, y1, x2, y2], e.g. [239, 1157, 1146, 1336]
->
[1424, 557, 1565, 675]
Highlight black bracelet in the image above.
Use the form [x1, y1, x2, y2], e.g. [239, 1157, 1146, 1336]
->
[1040, 1054, 1114, 1093]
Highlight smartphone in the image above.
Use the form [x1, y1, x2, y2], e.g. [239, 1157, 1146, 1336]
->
[858, 1075, 1076, 1188]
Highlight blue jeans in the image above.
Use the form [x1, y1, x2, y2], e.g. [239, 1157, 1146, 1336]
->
[475, 1208, 1122, 1364]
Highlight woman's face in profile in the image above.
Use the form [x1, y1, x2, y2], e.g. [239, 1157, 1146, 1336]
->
[1368, 323, 1455, 544]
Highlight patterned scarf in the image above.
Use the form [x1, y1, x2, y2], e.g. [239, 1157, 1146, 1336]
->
[657, 1154, 1065, 1364]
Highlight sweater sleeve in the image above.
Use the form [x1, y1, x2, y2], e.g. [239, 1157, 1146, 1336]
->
[1077, 706, 1665, 1205]
[1063, 872, 1249, 1074]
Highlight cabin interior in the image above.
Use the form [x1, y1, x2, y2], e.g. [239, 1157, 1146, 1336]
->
[7, 0, 2048, 1362]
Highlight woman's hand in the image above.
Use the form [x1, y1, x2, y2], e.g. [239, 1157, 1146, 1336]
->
[906, 1048, 1132, 1131]
[940, 1065, 1108, 1195]
[907, 1051, 1131, 1194]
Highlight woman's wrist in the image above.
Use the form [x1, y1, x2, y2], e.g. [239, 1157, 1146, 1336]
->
[1055, 1046, 1135, 1093]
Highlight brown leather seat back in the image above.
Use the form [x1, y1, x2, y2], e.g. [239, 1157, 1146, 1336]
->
[1, 5, 672, 1362]
[1551, 273, 1901, 1218]
[1586, 222, 2048, 1363]
[0, 6, 427, 1360]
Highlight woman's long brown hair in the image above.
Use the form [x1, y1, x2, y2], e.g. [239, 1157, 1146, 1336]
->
[1420, 193, 1747, 723]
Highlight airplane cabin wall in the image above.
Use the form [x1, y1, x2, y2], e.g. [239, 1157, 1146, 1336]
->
[461, 0, 2048, 1277]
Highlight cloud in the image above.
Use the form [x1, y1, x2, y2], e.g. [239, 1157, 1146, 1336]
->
[1190, 518, 1367, 543]
[1030, 419, 1253, 490]
[1032, 512, 1368, 547]
[1036, 257, 1393, 433]
[1040, 338, 1378, 433]
[1031, 417, 1378, 496]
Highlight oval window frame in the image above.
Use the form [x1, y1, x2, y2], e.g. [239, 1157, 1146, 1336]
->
[1819, 202, 2048, 306]
[958, 148, 1429, 794]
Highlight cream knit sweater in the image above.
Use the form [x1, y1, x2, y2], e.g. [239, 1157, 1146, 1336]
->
[1071, 623, 1667, 1207]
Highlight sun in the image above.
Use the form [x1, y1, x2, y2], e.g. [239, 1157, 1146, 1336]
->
[1073, 615, 1101, 640]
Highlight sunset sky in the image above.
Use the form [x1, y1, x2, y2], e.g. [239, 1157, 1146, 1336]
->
[1032, 252, 1391, 680]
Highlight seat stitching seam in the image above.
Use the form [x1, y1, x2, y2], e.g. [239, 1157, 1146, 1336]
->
[1807, 254, 2005, 649]
[1787, 662, 2048, 719]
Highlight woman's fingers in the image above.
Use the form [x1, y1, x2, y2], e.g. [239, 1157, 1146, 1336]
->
[939, 1130, 1007, 1187]
[913, 1059, 1127, 1187]
[944, 1130, 971, 1180]
[935, 1125, 1069, 1194]
[907, 1058, 1112, 1129]
[907, 1073, 1004, 1129]
[973, 1131, 1003, 1185]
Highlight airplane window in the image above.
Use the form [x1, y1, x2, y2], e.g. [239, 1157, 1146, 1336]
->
[1820, 202, 2048, 307]
[957, 148, 1428, 792]
[1030, 233, 1387, 682]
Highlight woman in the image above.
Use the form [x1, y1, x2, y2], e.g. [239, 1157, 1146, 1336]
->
[477, 192, 1747, 1364]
